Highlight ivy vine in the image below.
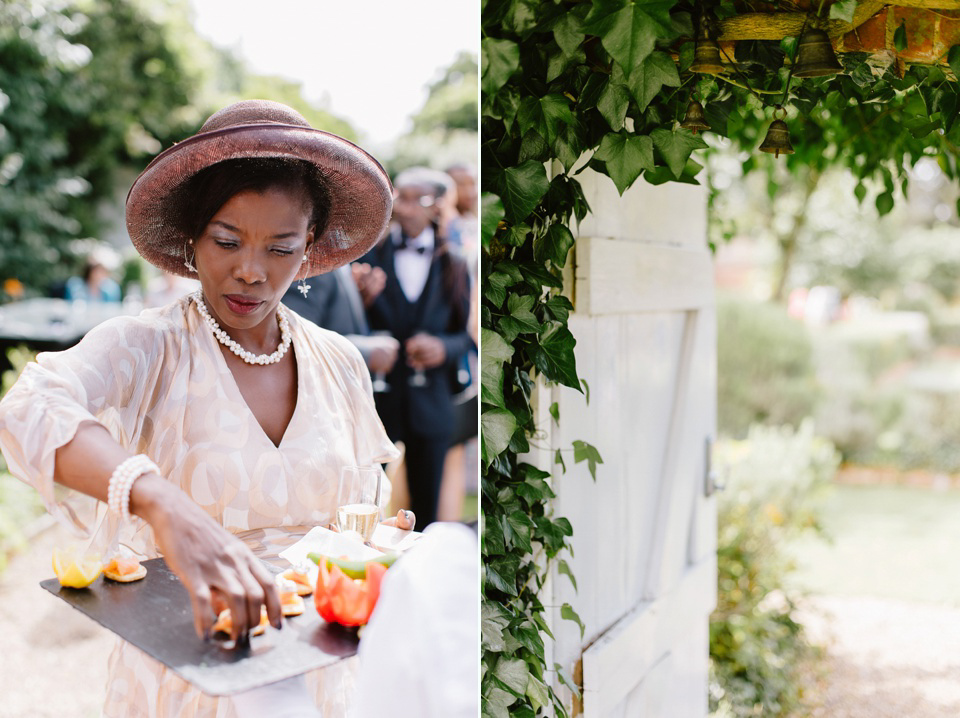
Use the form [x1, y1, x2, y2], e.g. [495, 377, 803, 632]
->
[481, 0, 960, 715]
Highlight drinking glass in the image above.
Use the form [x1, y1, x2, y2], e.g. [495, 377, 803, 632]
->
[370, 330, 392, 393]
[336, 466, 383, 542]
[408, 368, 428, 387]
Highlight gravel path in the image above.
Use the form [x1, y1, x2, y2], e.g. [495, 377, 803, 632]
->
[797, 595, 960, 718]
[0, 521, 112, 718]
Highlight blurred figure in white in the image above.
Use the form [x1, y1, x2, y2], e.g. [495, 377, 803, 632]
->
[353, 522, 478, 717]
[145, 271, 200, 308]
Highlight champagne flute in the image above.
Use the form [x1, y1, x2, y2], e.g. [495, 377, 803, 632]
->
[406, 333, 429, 387]
[370, 330, 392, 393]
[336, 465, 383, 542]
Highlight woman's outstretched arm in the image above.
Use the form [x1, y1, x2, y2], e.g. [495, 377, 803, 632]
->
[55, 420, 282, 642]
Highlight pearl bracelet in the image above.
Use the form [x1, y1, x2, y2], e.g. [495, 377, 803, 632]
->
[107, 454, 161, 522]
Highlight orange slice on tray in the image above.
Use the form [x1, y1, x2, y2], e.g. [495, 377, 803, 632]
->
[52, 546, 103, 588]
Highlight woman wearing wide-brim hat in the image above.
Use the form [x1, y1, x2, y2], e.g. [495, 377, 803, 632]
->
[0, 100, 413, 717]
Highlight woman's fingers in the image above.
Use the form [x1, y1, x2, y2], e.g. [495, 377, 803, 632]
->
[397, 509, 416, 530]
[237, 573, 266, 640]
[382, 509, 416, 530]
[249, 559, 283, 630]
[190, 583, 214, 640]
[219, 576, 255, 643]
[151, 501, 282, 643]
[210, 591, 230, 616]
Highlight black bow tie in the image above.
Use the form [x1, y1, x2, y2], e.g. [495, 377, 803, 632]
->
[397, 237, 427, 254]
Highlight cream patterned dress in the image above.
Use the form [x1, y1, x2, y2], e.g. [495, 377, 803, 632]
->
[0, 295, 399, 717]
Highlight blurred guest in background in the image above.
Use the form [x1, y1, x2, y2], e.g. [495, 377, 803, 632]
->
[281, 263, 399, 378]
[444, 163, 478, 253]
[360, 167, 471, 528]
[436, 163, 479, 522]
[145, 271, 200, 309]
[65, 247, 122, 302]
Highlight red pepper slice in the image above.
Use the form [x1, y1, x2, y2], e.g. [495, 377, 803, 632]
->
[314, 559, 387, 626]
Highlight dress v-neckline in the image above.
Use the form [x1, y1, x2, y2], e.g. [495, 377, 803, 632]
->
[200, 305, 302, 450]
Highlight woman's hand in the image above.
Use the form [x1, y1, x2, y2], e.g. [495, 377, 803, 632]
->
[131, 474, 282, 643]
[380, 509, 416, 531]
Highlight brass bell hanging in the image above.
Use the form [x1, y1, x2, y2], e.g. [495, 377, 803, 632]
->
[793, 27, 843, 78]
[690, 38, 725, 75]
[680, 98, 711, 134]
[759, 106, 794, 158]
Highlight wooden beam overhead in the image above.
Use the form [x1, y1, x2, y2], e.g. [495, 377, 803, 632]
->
[717, 12, 806, 40]
[886, 0, 960, 8]
[717, 0, 957, 42]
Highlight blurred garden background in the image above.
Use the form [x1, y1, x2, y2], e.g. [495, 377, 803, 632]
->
[708, 145, 960, 717]
[0, 1, 476, 715]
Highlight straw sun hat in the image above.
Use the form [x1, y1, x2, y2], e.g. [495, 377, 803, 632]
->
[125, 99, 393, 279]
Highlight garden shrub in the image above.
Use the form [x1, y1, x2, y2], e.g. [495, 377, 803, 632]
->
[709, 421, 839, 718]
[838, 390, 960, 474]
[809, 324, 960, 474]
[718, 299, 819, 438]
[0, 346, 42, 572]
[0, 466, 43, 572]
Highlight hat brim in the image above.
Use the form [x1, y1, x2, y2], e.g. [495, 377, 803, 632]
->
[126, 124, 393, 278]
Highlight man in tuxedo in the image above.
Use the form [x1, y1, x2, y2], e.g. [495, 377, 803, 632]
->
[359, 167, 472, 528]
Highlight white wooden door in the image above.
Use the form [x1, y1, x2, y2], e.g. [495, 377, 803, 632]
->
[538, 169, 717, 717]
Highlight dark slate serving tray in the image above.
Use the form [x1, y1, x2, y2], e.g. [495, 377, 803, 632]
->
[40, 557, 358, 696]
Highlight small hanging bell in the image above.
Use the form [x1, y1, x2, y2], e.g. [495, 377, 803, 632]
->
[793, 27, 843, 78]
[680, 98, 711, 134]
[759, 107, 794, 158]
[690, 38, 725, 75]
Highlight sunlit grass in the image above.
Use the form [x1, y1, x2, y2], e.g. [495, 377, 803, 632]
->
[787, 483, 960, 605]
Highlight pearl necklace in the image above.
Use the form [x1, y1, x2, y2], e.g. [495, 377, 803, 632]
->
[193, 291, 291, 365]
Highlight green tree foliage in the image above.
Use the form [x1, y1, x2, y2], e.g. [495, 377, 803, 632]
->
[414, 51, 479, 134]
[223, 72, 357, 140]
[717, 299, 819, 438]
[0, 0, 198, 293]
[390, 52, 479, 173]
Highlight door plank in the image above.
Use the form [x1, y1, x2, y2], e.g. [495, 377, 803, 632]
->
[581, 556, 716, 717]
[650, 310, 716, 593]
[575, 238, 714, 316]
[594, 315, 629, 623]
[641, 310, 699, 599]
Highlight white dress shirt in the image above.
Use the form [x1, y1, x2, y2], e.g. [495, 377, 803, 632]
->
[394, 226, 434, 302]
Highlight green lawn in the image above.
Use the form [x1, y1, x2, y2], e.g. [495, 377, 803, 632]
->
[786, 483, 960, 606]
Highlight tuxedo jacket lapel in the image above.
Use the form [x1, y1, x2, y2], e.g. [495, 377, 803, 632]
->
[374, 236, 401, 328]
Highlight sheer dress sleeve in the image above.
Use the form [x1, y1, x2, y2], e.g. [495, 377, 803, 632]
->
[0, 310, 177, 535]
